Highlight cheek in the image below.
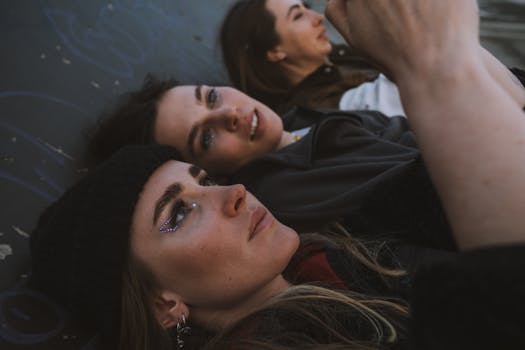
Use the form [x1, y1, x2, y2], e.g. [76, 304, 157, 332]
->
[173, 236, 212, 264]
[150, 242, 209, 291]
[175, 224, 235, 272]
[265, 119, 283, 145]
[283, 29, 302, 49]
[211, 137, 245, 166]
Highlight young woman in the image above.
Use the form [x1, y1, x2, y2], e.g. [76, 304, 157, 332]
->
[32, 1, 525, 348]
[220, 0, 405, 116]
[88, 1, 525, 249]
[220, 0, 525, 119]
[88, 78, 449, 248]
[32, 144, 414, 349]
[88, 56, 525, 249]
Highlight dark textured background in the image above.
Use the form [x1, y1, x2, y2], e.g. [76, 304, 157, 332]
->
[0, 0, 523, 348]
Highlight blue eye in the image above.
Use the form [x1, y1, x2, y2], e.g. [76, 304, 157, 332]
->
[201, 128, 214, 151]
[159, 201, 197, 233]
[207, 88, 218, 108]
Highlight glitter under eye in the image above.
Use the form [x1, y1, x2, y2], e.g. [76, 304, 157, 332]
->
[159, 202, 197, 233]
[201, 129, 215, 151]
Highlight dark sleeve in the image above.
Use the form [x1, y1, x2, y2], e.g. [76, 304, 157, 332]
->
[510, 67, 525, 89]
[410, 244, 525, 350]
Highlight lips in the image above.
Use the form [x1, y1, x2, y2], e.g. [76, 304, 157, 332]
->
[249, 109, 264, 141]
[248, 206, 273, 241]
[249, 111, 259, 140]
[318, 28, 328, 40]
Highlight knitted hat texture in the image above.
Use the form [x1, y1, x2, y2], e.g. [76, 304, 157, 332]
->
[30, 144, 182, 341]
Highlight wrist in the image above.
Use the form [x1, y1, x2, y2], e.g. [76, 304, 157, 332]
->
[396, 51, 485, 103]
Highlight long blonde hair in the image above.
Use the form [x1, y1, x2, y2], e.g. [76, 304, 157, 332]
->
[303, 222, 406, 278]
[119, 257, 173, 350]
[119, 225, 408, 349]
[203, 285, 408, 349]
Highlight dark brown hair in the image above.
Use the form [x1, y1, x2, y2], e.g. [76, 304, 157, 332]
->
[84, 74, 178, 168]
[220, 0, 292, 110]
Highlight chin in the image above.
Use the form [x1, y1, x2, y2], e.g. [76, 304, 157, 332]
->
[278, 224, 300, 254]
[322, 42, 332, 55]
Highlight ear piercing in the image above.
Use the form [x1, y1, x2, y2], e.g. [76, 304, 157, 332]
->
[176, 314, 191, 349]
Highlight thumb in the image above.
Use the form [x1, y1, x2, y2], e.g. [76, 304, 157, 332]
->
[325, 0, 352, 46]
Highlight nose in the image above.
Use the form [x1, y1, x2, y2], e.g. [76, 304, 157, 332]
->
[221, 184, 246, 217]
[210, 106, 239, 132]
[310, 9, 324, 26]
[225, 109, 239, 131]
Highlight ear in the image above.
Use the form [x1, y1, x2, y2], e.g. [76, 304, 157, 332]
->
[152, 291, 190, 329]
[266, 46, 287, 62]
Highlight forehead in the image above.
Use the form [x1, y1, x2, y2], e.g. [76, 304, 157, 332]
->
[132, 160, 194, 235]
[265, 0, 302, 17]
[136, 160, 200, 212]
[155, 85, 198, 155]
[157, 85, 198, 127]
[142, 160, 196, 200]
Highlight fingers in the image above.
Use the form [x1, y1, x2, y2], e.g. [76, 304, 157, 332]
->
[325, 0, 389, 75]
[324, 0, 481, 82]
[325, 0, 352, 46]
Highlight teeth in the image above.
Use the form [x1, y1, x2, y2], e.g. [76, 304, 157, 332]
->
[250, 113, 259, 137]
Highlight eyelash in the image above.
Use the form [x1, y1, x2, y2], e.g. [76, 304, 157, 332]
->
[199, 174, 217, 186]
[293, 2, 311, 20]
[200, 128, 215, 151]
[159, 201, 197, 233]
[207, 87, 219, 108]
[158, 176, 216, 233]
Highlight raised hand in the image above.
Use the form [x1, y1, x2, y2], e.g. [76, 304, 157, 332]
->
[325, 0, 480, 82]
[327, 0, 525, 251]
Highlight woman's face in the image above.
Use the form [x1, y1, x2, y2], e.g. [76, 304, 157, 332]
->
[131, 160, 299, 312]
[266, 0, 332, 64]
[154, 85, 285, 174]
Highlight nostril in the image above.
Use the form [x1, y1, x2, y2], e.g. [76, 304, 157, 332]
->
[234, 196, 243, 211]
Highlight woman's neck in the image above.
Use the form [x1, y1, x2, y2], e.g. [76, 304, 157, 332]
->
[280, 56, 328, 86]
[191, 275, 291, 332]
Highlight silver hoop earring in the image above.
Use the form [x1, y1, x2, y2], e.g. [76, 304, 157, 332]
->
[176, 314, 191, 349]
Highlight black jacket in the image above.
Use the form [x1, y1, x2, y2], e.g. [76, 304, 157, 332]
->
[231, 107, 454, 249]
[410, 243, 525, 349]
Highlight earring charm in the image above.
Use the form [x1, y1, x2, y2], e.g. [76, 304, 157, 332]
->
[176, 314, 191, 349]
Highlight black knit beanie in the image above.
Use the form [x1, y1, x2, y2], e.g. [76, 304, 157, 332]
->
[30, 144, 183, 344]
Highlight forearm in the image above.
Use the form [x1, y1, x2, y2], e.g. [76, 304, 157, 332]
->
[398, 56, 525, 250]
[481, 46, 525, 108]
[326, 0, 525, 250]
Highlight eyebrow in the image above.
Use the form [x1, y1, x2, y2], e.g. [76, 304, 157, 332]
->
[195, 85, 203, 102]
[287, 4, 301, 19]
[187, 125, 199, 158]
[187, 86, 204, 158]
[189, 165, 202, 178]
[153, 183, 182, 225]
